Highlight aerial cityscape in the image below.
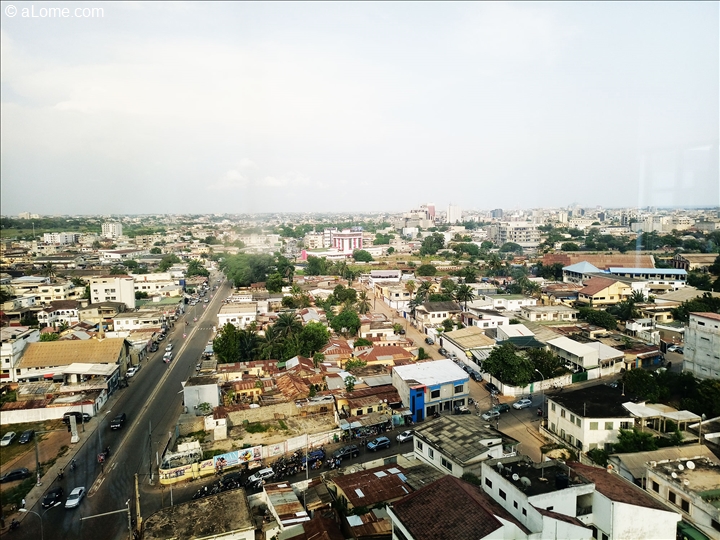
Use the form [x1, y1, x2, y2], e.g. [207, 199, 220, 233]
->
[1, 2, 719, 540]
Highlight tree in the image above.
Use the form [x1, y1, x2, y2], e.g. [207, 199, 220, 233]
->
[345, 375, 357, 392]
[709, 254, 720, 275]
[419, 233, 445, 256]
[345, 358, 368, 370]
[39, 333, 59, 341]
[454, 284, 475, 311]
[526, 348, 567, 379]
[622, 369, 660, 401]
[353, 338, 372, 347]
[135, 291, 149, 300]
[213, 323, 242, 363]
[305, 255, 328, 276]
[275, 313, 302, 339]
[578, 308, 617, 330]
[441, 318, 454, 332]
[561, 242, 580, 251]
[353, 249, 373, 262]
[266, 273, 285, 293]
[158, 254, 181, 272]
[416, 264, 437, 276]
[149, 247, 162, 255]
[483, 343, 534, 387]
[298, 322, 330, 357]
[187, 259, 209, 278]
[671, 293, 720, 322]
[331, 308, 361, 336]
[613, 428, 658, 453]
[387, 247, 395, 255]
[417, 347, 430, 360]
[122, 260, 139, 270]
[356, 291, 371, 314]
[499, 242, 523, 253]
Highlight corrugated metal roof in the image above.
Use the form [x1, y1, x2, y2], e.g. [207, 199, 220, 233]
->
[19, 338, 126, 369]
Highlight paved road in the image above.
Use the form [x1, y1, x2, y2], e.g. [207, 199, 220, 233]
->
[15, 274, 230, 540]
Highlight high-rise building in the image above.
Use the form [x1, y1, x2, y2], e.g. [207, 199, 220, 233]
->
[426, 203, 436, 220]
[90, 275, 135, 310]
[447, 205, 462, 224]
[491, 209, 503, 219]
[487, 222, 540, 248]
[102, 222, 123, 239]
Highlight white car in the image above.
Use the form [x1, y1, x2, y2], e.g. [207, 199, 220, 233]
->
[513, 399, 533, 410]
[65, 487, 85, 509]
[481, 410, 500, 421]
[396, 430, 414, 443]
[0, 432, 16, 446]
[163, 352, 173, 362]
[165, 344, 173, 352]
[126, 366, 140, 378]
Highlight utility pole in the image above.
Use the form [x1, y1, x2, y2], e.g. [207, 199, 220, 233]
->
[135, 473, 142, 533]
[80, 500, 133, 540]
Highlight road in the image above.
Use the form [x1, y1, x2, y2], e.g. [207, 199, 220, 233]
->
[16, 274, 230, 540]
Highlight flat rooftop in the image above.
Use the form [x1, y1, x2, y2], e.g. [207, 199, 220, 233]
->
[549, 384, 636, 418]
[393, 359, 468, 386]
[650, 457, 720, 507]
[485, 456, 589, 497]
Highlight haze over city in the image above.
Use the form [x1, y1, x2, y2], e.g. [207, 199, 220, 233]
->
[1, 1, 718, 214]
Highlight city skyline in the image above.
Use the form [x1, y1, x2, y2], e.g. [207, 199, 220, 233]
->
[1, 2, 718, 215]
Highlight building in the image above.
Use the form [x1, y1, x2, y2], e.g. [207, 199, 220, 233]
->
[36, 280, 84, 303]
[36, 300, 81, 328]
[217, 302, 257, 329]
[544, 385, 636, 453]
[412, 414, 519, 477]
[519, 305, 579, 323]
[0, 326, 40, 382]
[414, 301, 462, 329]
[101, 221, 123, 239]
[645, 455, 720, 540]
[183, 375, 221, 412]
[90, 275, 136, 310]
[487, 222, 541, 249]
[43, 232, 80, 245]
[673, 253, 718, 272]
[479, 294, 537, 312]
[447, 204, 462, 224]
[101, 248, 149, 263]
[392, 359, 470, 422]
[330, 229, 364, 253]
[327, 464, 412, 512]
[438, 326, 495, 363]
[112, 311, 166, 332]
[577, 277, 633, 306]
[683, 312, 720, 380]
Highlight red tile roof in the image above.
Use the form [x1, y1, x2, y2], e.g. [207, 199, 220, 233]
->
[580, 276, 620, 297]
[332, 465, 411, 507]
[690, 312, 720, 321]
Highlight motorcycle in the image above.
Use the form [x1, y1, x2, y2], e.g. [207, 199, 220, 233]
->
[537, 408, 543, 417]
[70, 459, 77, 471]
[9, 519, 20, 531]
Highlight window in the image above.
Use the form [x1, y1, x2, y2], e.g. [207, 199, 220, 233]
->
[367, 407, 373, 414]
[441, 457, 452, 471]
[652, 480, 659, 493]
[561, 409, 566, 418]
[605, 422, 613, 430]
[576, 439, 583, 450]
[428, 448, 434, 459]
[513, 501, 518, 509]
[602, 534, 608, 540]
[669, 492, 676, 504]
[546, 506, 554, 511]
[551, 402, 556, 411]
[576, 418, 582, 427]
[681, 499, 690, 513]
[570, 414, 575, 423]
[485, 478, 492, 488]
[430, 389, 440, 399]
[711, 519, 720, 533]
[454, 385, 464, 394]
[499, 489, 506, 500]
[590, 422, 598, 430]
[416, 441, 423, 451]
[620, 422, 632, 429]
[522, 508, 527, 516]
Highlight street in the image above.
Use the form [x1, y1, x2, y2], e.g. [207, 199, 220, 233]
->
[14, 274, 230, 540]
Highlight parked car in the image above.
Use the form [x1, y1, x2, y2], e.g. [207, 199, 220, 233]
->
[18, 430, 35, 444]
[398, 328, 406, 335]
[485, 382, 499, 394]
[0, 468, 31, 483]
[126, 366, 140, 378]
[667, 345, 678, 352]
[438, 347, 448, 356]
[0, 431, 16, 446]
[165, 344, 173, 352]
[333, 444, 360, 460]
[246, 468, 275, 485]
[157, 334, 165, 341]
[513, 399, 533, 410]
[676, 348, 684, 354]
[424, 337, 435, 345]
[149, 344, 159, 353]
[110, 413, 127, 430]
[453, 405, 472, 415]
[42, 487, 64, 508]
[481, 410, 501, 421]
[366, 436, 391, 452]
[490, 403, 511, 414]
[65, 487, 86, 509]
[301, 449, 326, 466]
[396, 430, 414, 443]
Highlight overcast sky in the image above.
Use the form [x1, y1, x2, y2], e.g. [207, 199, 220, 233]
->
[1, 1, 718, 216]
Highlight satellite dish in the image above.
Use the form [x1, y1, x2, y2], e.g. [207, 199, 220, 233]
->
[496, 463, 504, 471]
[512, 473, 520, 481]
[684, 480, 690, 486]
[678, 464, 684, 471]
[686, 461, 695, 470]
[671, 472, 677, 479]
[607, 465, 614, 471]
[520, 477, 532, 487]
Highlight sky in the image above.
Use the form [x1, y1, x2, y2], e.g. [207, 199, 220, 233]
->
[1, 1, 718, 216]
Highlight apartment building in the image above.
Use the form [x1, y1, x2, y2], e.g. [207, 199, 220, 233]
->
[487, 221, 541, 248]
[101, 222, 123, 239]
[90, 275, 136, 310]
[683, 312, 720, 380]
[392, 359, 469, 421]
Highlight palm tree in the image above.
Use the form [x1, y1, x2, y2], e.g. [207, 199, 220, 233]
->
[454, 284, 475, 311]
[405, 280, 416, 295]
[356, 291, 371, 314]
[237, 328, 259, 362]
[441, 279, 456, 297]
[274, 312, 302, 339]
[257, 325, 282, 360]
[630, 290, 646, 303]
[290, 284, 302, 297]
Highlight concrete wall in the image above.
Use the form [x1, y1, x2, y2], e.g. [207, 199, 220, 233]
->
[225, 401, 299, 425]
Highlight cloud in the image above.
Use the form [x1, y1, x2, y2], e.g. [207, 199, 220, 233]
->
[209, 168, 249, 190]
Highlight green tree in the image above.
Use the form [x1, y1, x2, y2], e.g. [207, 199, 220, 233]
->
[441, 318, 454, 332]
[613, 428, 658, 453]
[345, 375, 356, 393]
[298, 322, 330, 357]
[483, 343, 534, 387]
[150, 247, 162, 254]
[356, 291, 371, 314]
[419, 233, 445, 256]
[305, 256, 328, 276]
[387, 247, 395, 255]
[39, 333, 59, 341]
[213, 323, 242, 363]
[671, 292, 720, 322]
[561, 242, 580, 251]
[499, 242, 523, 253]
[352, 338, 372, 347]
[187, 259, 210, 278]
[622, 369, 660, 401]
[135, 291, 149, 300]
[122, 260, 139, 270]
[374, 233, 394, 245]
[158, 254, 181, 272]
[453, 284, 475, 311]
[352, 249, 373, 262]
[275, 312, 302, 339]
[416, 264, 437, 276]
[345, 358, 368, 370]
[266, 273, 285, 293]
[578, 307, 617, 330]
[331, 308, 361, 336]
[526, 348, 567, 379]
[417, 347, 430, 360]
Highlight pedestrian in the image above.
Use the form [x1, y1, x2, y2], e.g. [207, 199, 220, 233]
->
[21, 498, 25, 509]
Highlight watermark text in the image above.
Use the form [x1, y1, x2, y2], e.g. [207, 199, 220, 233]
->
[5, 5, 104, 18]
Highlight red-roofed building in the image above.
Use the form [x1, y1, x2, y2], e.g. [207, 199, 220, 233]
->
[577, 277, 632, 306]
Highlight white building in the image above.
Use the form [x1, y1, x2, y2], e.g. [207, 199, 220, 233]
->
[480, 294, 537, 312]
[330, 229, 363, 254]
[547, 336, 599, 372]
[113, 311, 165, 332]
[683, 312, 720, 380]
[102, 222, 123, 239]
[447, 204, 462, 224]
[0, 326, 40, 383]
[43, 232, 80, 245]
[487, 222, 541, 248]
[182, 376, 221, 412]
[35, 280, 84, 304]
[101, 248, 149, 263]
[217, 302, 257, 329]
[392, 359, 469, 421]
[90, 275, 136, 310]
[519, 305, 579, 323]
[36, 300, 80, 328]
[131, 273, 182, 296]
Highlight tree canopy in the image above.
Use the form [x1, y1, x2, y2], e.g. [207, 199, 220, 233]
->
[416, 264, 437, 276]
[419, 233, 445, 256]
[483, 343, 534, 387]
[352, 250, 373, 262]
[578, 307, 617, 330]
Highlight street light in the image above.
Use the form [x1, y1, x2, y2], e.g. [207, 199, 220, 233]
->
[19, 508, 44, 540]
[534, 369, 545, 417]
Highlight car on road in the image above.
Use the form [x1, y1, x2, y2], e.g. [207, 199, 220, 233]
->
[513, 399, 533, 410]
[453, 405, 472, 415]
[396, 430, 414, 443]
[481, 410, 501, 421]
[438, 347, 448, 356]
[196, 363, 202, 371]
[110, 413, 127, 430]
[424, 337, 434, 345]
[667, 345, 679, 352]
[204, 298, 209, 303]
[0, 431, 16, 446]
[42, 487, 64, 508]
[149, 344, 159, 353]
[490, 403, 511, 414]
[676, 347, 684, 354]
[163, 352, 173, 362]
[333, 444, 360, 460]
[126, 366, 140, 378]
[165, 343, 173, 352]
[485, 382, 499, 394]
[366, 436, 391, 452]
[157, 334, 165, 341]
[65, 487, 85, 509]
[18, 430, 35, 444]
[301, 449, 326, 466]
[0, 468, 31, 483]
[63, 412, 91, 425]
[246, 468, 275, 486]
